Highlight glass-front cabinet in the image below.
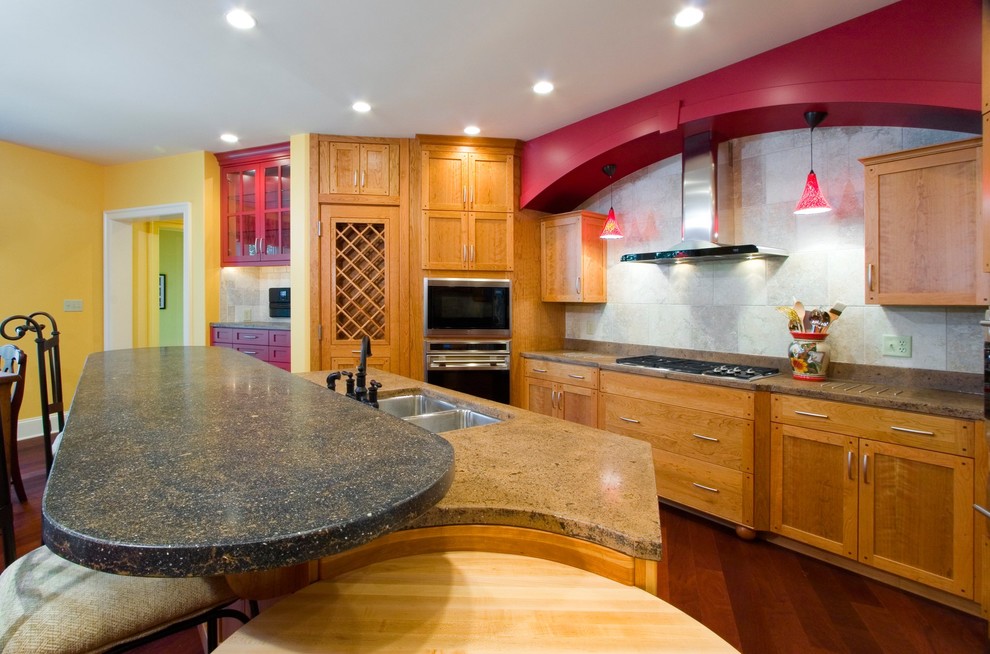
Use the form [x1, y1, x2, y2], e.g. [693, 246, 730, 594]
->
[218, 143, 290, 266]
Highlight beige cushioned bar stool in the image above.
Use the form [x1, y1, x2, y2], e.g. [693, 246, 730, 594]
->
[214, 551, 738, 653]
[0, 546, 243, 653]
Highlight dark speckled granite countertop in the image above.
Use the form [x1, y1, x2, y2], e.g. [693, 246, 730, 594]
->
[42, 347, 454, 577]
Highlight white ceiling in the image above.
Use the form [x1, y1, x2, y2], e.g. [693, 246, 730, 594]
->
[0, 0, 897, 165]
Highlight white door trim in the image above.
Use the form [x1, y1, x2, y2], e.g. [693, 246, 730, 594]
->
[103, 202, 192, 350]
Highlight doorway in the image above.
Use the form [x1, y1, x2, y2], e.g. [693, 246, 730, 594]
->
[103, 203, 192, 350]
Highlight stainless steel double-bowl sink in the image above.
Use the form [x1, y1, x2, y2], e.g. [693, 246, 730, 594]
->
[376, 393, 500, 433]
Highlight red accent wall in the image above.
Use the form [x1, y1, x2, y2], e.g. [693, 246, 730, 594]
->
[522, 0, 982, 213]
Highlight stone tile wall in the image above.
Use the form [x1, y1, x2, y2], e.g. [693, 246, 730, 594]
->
[219, 266, 291, 324]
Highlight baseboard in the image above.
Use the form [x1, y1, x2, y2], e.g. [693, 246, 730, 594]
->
[15, 417, 43, 441]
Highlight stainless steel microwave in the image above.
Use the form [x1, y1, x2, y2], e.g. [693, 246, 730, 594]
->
[424, 278, 511, 338]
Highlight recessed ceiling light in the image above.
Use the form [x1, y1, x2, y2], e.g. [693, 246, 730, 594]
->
[533, 80, 554, 95]
[464, 126, 481, 136]
[220, 133, 239, 144]
[225, 9, 257, 30]
[674, 6, 704, 28]
[352, 101, 371, 113]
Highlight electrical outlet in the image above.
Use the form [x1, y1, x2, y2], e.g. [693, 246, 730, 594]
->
[63, 299, 83, 312]
[882, 334, 912, 358]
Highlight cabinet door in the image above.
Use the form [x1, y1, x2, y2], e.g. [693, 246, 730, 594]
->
[541, 215, 583, 301]
[524, 376, 556, 417]
[422, 150, 468, 211]
[360, 143, 391, 196]
[328, 142, 360, 195]
[469, 212, 512, 271]
[221, 154, 290, 266]
[261, 162, 290, 261]
[859, 439, 974, 597]
[559, 385, 598, 427]
[422, 210, 467, 269]
[863, 139, 986, 305]
[468, 152, 513, 212]
[328, 355, 392, 373]
[770, 423, 858, 559]
[222, 167, 260, 264]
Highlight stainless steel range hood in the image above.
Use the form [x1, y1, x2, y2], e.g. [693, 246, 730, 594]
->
[620, 132, 787, 264]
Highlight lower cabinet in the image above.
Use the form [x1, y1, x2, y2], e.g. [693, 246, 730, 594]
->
[211, 326, 291, 372]
[771, 394, 975, 599]
[600, 370, 756, 530]
[522, 359, 598, 427]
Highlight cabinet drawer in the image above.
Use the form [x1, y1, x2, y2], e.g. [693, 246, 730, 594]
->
[270, 346, 291, 364]
[233, 344, 270, 362]
[232, 328, 268, 344]
[771, 394, 974, 456]
[653, 449, 752, 526]
[211, 327, 233, 344]
[269, 330, 291, 347]
[602, 394, 752, 472]
[523, 359, 598, 389]
[600, 370, 754, 419]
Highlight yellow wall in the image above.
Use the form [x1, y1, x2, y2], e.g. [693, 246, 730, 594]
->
[0, 141, 105, 422]
[289, 134, 311, 372]
[104, 151, 220, 345]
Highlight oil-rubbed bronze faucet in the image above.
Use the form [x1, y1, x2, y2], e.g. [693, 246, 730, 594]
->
[355, 335, 372, 402]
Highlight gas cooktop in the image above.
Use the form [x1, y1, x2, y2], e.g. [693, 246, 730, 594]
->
[614, 355, 780, 381]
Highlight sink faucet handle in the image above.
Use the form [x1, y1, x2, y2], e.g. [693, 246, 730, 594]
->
[326, 371, 342, 391]
[368, 380, 382, 408]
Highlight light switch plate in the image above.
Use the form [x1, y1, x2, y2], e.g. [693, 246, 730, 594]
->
[882, 334, 911, 357]
[64, 299, 83, 312]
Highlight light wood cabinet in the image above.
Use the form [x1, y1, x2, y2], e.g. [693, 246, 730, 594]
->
[317, 136, 400, 204]
[421, 146, 514, 271]
[861, 138, 988, 305]
[771, 394, 975, 598]
[600, 370, 756, 529]
[522, 359, 598, 427]
[540, 211, 607, 303]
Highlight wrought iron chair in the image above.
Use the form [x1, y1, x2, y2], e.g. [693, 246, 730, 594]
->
[0, 364, 21, 567]
[0, 312, 64, 475]
[0, 345, 27, 503]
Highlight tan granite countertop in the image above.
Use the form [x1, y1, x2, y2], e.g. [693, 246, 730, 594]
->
[297, 368, 663, 561]
[523, 350, 984, 421]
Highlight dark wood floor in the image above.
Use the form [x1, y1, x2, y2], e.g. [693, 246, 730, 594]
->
[7, 436, 990, 653]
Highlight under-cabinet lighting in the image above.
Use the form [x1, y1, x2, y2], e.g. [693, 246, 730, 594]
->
[225, 9, 257, 30]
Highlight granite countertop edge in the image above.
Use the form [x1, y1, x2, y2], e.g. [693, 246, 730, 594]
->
[522, 350, 984, 421]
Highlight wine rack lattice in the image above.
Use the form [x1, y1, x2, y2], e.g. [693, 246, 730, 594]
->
[334, 221, 387, 341]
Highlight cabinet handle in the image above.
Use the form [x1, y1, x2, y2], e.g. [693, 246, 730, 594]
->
[692, 483, 720, 493]
[240, 335, 259, 340]
[575, 277, 581, 294]
[361, 170, 365, 188]
[861, 454, 869, 484]
[470, 244, 475, 262]
[890, 426, 935, 436]
[552, 390, 560, 410]
[567, 373, 585, 380]
[353, 171, 358, 187]
[619, 416, 640, 424]
[794, 410, 829, 419]
[462, 244, 467, 262]
[532, 368, 548, 373]
[867, 263, 874, 291]
[847, 451, 854, 480]
[463, 186, 467, 206]
[974, 504, 990, 520]
[692, 433, 719, 442]
[242, 350, 258, 355]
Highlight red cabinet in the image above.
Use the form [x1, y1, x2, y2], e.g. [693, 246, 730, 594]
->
[211, 326, 291, 371]
[218, 143, 291, 266]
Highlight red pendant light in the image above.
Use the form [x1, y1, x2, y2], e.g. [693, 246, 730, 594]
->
[794, 111, 832, 215]
[599, 163, 623, 239]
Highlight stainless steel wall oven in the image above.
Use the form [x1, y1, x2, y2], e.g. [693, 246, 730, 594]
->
[424, 278, 511, 403]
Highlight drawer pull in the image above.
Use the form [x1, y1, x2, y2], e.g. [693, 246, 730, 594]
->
[242, 350, 258, 356]
[692, 433, 719, 442]
[619, 416, 640, 424]
[692, 483, 719, 493]
[532, 368, 548, 374]
[890, 426, 935, 436]
[567, 373, 586, 380]
[974, 504, 990, 520]
[794, 410, 828, 419]
[240, 334, 259, 340]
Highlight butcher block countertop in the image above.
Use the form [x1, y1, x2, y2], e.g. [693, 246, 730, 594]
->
[523, 350, 984, 421]
[297, 368, 664, 562]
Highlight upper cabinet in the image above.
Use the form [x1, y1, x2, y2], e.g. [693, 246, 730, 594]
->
[218, 143, 291, 266]
[420, 140, 516, 271]
[861, 138, 987, 305]
[540, 211, 607, 303]
[318, 136, 400, 204]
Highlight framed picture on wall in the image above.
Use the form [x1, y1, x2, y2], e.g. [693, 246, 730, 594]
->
[159, 274, 166, 310]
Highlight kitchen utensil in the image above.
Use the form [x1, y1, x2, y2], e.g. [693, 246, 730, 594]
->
[793, 300, 807, 331]
[776, 306, 802, 331]
[828, 302, 846, 325]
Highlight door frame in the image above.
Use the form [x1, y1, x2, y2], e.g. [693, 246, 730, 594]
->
[103, 203, 192, 350]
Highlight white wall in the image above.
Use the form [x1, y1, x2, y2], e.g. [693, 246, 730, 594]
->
[569, 126, 983, 374]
